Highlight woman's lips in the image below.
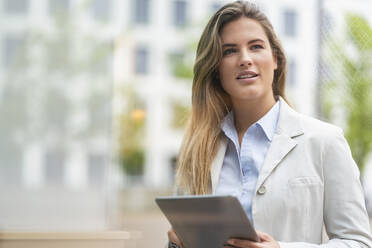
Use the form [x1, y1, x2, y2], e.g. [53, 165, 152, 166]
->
[236, 74, 259, 83]
[236, 70, 259, 83]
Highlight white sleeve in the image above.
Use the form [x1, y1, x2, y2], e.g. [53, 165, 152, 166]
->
[279, 129, 372, 248]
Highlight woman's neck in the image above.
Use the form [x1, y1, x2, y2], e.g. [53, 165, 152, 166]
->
[232, 96, 276, 143]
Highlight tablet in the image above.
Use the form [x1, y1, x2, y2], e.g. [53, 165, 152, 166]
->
[155, 195, 259, 247]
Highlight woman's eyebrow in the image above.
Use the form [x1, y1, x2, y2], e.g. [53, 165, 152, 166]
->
[222, 43, 236, 48]
[248, 38, 265, 44]
[222, 38, 265, 48]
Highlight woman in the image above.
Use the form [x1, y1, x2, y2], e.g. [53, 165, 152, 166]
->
[167, 1, 372, 247]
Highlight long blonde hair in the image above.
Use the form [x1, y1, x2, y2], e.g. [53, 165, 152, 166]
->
[176, 1, 288, 194]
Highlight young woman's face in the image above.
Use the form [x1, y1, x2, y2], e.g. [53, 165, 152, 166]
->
[218, 17, 277, 106]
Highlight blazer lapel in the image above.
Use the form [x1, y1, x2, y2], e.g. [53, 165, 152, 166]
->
[209, 98, 304, 194]
[255, 132, 296, 191]
[255, 98, 304, 191]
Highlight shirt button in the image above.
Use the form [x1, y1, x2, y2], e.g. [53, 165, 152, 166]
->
[257, 185, 266, 195]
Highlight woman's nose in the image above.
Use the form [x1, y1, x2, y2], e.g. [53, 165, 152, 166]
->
[239, 50, 253, 67]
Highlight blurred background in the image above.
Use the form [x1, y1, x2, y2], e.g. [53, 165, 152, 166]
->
[0, 0, 372, 247]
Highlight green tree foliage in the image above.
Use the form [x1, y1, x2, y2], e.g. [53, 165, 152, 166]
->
[169, 41, 196, 80]
[117, 87, 145, 175]
[171, 52, 194, 79]
[168, 41, 195, 129]
[324, 14, 372, 173]
[171, 100, 191, 129]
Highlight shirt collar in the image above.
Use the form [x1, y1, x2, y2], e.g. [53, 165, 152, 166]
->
[256, 100, 280, 141]
[221, 100, 280, 142]
[221, 110, 237, 141]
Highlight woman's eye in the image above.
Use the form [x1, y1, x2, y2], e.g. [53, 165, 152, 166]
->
[251, 44, 263, 50]
[223, 48, 236, 56]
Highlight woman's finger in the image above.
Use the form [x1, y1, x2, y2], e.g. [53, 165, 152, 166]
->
[167, 228, 183, 247]
[227, 238, 261, 248]
[257, 231, 274, 242]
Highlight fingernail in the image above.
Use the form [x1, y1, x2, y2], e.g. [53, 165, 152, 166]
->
[227, 239, 234, 245]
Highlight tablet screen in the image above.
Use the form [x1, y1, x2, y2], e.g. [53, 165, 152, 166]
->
[156, 195, 259, 247]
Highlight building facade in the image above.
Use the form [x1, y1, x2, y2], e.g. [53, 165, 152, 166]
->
[0, 0, 117, 230]
[1, 0, 371, 230]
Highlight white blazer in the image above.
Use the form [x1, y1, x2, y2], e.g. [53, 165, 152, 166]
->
[209, 98, 372, 247]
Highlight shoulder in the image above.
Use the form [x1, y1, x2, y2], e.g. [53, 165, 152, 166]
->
[276, 99, 349, 156]
[278, 98, 344, 143]
[294, 113, 360, 177]
[295, 113, 354, 164]
[297, 113, 343, 139]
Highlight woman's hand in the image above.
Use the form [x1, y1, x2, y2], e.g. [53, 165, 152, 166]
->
[224, 231, 280, 248]
[167, 228, 184, 248]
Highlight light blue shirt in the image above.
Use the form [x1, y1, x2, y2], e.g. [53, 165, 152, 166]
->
[215, 101, 280, 224]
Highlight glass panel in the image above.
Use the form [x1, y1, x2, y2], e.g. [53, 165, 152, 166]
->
[288, 59, 297, 87]
[2, 35, 25, 68]
[4, 0, 29, 14]
[284, 9, 297, 37]
[135, 46, 149, 74]
[92, 0, 111, 21]
[173, 0, 187, 26]
[211, 2, 222, 13]
[44, 150, 65, 186]
[133, 0, 149, 24]
[49, 0, 70, 15]
[0, 155, 22, 187]
[88, 154, 105, 187]
[0, 2, 114, 231]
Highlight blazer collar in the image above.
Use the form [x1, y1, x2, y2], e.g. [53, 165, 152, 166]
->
[254, 97, 304, 192]
[210, 97, 304, 193]
[276, 96, 304, 139]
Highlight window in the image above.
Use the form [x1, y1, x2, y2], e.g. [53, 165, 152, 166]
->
[88, 92, 111, 130]
[4, 0, 29, 14]
[2, 35, 25, 68]
[88, 154, 105, 187]
[169, 51, 183, 75]
[49, 0, 70, 15]
[92, 0, 111, 21]
[0, 154, 22, 186]
[44, 150, 65, 186]
[288, 59, 297, 87]
[135, 46, 149, 75]
[283, 9, 297, 37]
[211, 2, 222, 13]
[132, 0, 149, 24]
[169, 51, 193, 78]
[173, 0, 187, 27]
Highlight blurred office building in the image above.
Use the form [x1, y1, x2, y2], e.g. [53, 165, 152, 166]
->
[0, 0, 118, 230]
[0, 0, 371, 231]
[116, 0, 372, 193]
